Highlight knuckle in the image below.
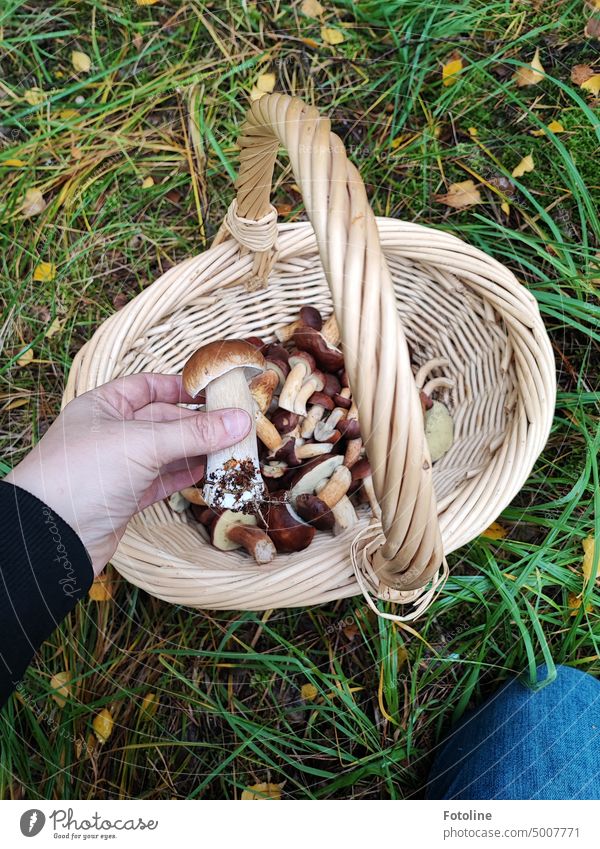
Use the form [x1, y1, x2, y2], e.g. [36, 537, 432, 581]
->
[194, 414, 219, 450]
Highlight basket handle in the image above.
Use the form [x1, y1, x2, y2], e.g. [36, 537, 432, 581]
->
[224, 93, 443, 591]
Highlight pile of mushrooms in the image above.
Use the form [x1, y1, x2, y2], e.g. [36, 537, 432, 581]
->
[169, 306, 453, 565]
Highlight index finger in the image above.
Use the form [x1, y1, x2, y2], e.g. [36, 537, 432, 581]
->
[95, 373, 198, 415]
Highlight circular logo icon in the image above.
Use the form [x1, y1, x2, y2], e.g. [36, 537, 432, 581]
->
[20, 810, 46, 837]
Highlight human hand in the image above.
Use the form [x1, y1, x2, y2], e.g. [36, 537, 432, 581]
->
[5, 373, 250, 576]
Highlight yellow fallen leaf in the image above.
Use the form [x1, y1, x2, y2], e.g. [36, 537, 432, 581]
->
[481, 521, 507, 540]
[141, 175, 154, 188]
[501, 201, 510, 215]
[582, 536, 598, 585]
[24, 88, 46, 105]
[50, 671, 72, 708]
[468, 127, 478, 137]
[256, 72, 276, 94]
[434, 179, 482, 209]
[17, 348, 34, 367]
[3, 158, 26, 167]
[58, 108, 80, 120]
[93, 708, 114, 743]
[581, 75, 600, 96]
[139, 692, 159, 719]
[321, 26, 344, 45]
[301, 0, 324, 17]
[20, 187, 46, 217]
[568, 593, 592, 616]
[241, 782, 282, 800]
[442, 57, 463, 86]
[33, 261, 56, 282]
[71, 50, 91, 73]
[532, 119, 565, 136]
[88, 573, 113, 601]
[512, 153, 535, 178]
[4, 397, 29, 411]
[46, 317, 62, 339]
[301, 683, 318, 701]
[136, 0, 159, 4]
[514, 48, 545, 87]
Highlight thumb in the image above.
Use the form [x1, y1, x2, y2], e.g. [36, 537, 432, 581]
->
[153, 408, 251, 466]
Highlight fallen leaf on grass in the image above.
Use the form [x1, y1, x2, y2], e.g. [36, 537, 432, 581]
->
[136, 0, 160, 5]
[434, 180, 482, 209]
[93, 708, 114, 744]
[582, 536, 598, 585]
[24, 88, 47, 105]
[71, 51, 91, 73]
[300, 683, 318, 701]
[88, 573, 113, 601]
[141, 175, 154, 188]
[58, 108, 80, 120]
[481, 522, 507, 540]
[301, 0, 324, 16]
[250, 71, 276, 101]
[512, 153, 535, 178]
[442, 55, 463, 86]
[241, 783, 282, 800]
[321, 26, 344, 45]
[50, 671, 72, 708]
[46, 317, 62, 339]
[17, 348, 34, 367]
[581, 75, 600, 96]
[33, 261, 56, 282]
[513, 48, 545, 87]
[568, 593, 592, 616]
[20, 188, 46, 217]
[3, 158, 26, 167]
[531, 119, 565, 136]
[139, 692, 159, 720]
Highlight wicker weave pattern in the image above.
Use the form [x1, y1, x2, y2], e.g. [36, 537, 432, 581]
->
[63, 95, 555, 614]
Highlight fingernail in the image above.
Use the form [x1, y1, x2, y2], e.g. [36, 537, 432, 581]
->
[221, 408, 250, 440]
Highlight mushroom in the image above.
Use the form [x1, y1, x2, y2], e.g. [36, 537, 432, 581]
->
[278, 351, 316, 413]
[179, 486, 207, 506]
[249, 369, 278, 414]
[336, 399, 360, 440]
[321, 313, 340, 346]
[270, 408, 301, 437]
[261, 460, 288, 479]
[211, 510, 275, 564]
[182, 339, 265, 511]
[300, 392, 334, 439]
[265, 500, 315, 552]
[295, 467, 356, 534]
[343, 436, 363, 469]
[322, 373, 341, 398]
[293, 369, 325, 416]
[274, 437, 332, 467]
[292, 325, 344, 372]
[313, 407, 347, 442]
[295, 492, 335, 531]
[350, 459, 381, 520]
[275, 306, 322, 343]
[263, 345, 290, 392]
[288, 454, 344, 507]
[315, 464, 352, 508]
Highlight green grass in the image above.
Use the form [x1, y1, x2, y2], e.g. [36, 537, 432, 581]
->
[0, 0, 598, 799]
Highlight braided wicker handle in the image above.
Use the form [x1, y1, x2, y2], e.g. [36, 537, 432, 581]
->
[224, 94, 443, 591]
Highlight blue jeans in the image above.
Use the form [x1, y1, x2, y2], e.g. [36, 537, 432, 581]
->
[426, 664, 600, 799]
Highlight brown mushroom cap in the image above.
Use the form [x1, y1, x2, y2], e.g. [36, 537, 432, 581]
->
[288, 454, 344, 506]
[292, 326, 344, 372]
[182, 339, 265, 397]
[322, 373, 342, 397]
[265, 501, 315, 552]
[295, 493, 335, 531]
[307, 391, 335, 411]
[270, 408, 300, 434]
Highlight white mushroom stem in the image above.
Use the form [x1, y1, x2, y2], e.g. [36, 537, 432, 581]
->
[255, 404, 284, 452]
[203, 367, 265, 510]
[226, 524, 276, 564]
[313, 407, 346, 441]
[343, 437, 363, 468]
[300, 404, 326, 439]
[316, 464, 352, 507]
[294, 375, 323, 416]
[296, 442, 333, 460]
[315, 478, 357, 535]
[279, 361, 311, 412]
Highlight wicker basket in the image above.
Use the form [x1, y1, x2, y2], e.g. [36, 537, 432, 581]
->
[63, 94, 555, 619]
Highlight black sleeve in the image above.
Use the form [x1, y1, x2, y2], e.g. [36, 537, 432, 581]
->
[0, 480, 93, 707]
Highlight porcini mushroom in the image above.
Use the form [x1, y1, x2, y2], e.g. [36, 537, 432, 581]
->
[292, 326, 344, 372]
[265, 500, 315, 552]
[211, 510, 275, 564]
[288, 454, 344, 507]
[275, 306, 322, 343]
[279, 351, 316, 413]
[300, 392, 334, 439]
[182, 339, 266, 511]
[293, 369, 325, 416]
